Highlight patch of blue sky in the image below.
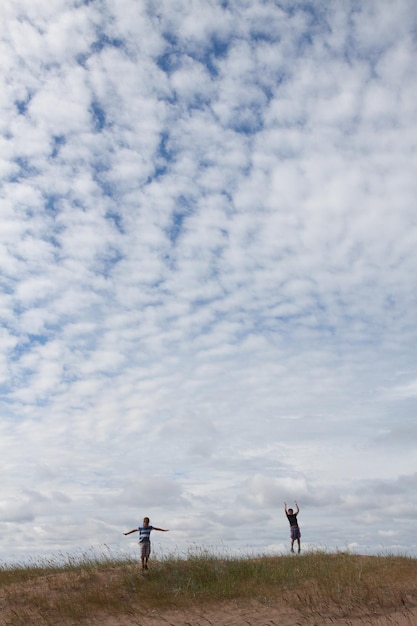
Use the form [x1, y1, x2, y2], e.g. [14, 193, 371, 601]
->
[150, 130, 172, 179]
[15, 95, 32, 115]
[49, 135, 66, 159]
[90, 100, 107, 132]
[244, 2, 328, 53]
[342, 35, 380, 71]
[100, 180, 118, 199]
[167, 211, 186, 245]
[342, 5, 397, 68]
[91, 32, 125, 55]
[151, 163, 168, 180]
[91, 157, 117, 197]
[298, 1, 331, 27]
[44, 234, 64, 260]
[249, 28, 281, 44]
[0, 276, 14, 294]
[76, 51, 91, 67]
[173, 470, 188, 480]
[157, 31, 229, 79]
[195, 35, 230, 78]
[76, 30, 125, 67]
[95, 248, 124, 280]
[93, 171, 118, 200]
[9, 335, 48, 364]
[44, 193, 62, 215]
[189, 289, 226, 321]
[0, 396, 16, 411]
[158, 130, 172, 160]
[278, 0, 326, 22]
[186, 312, 230, 344]
[26, 333, 50, 347]
[10, 157, 38, 182]
[383, 295, 397, 311]
[105, 211, 124, 234]
[279, 2, 331, 55]
[162, 252, 176, 272]
[155, 51, 178, 75]
[166, 194, 196, 244]
[227, 104, 265, 135]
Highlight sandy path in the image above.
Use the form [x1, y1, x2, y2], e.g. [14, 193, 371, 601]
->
[96, 601, 417, 626]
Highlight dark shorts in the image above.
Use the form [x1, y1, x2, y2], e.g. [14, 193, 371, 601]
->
[140, 540, 151, 558]
[290, 526, 301, 540]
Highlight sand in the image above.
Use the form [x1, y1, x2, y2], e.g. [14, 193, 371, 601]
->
[96, 601, 417, 626]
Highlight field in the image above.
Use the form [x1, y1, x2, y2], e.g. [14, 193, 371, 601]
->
[1, 549, 417, 625]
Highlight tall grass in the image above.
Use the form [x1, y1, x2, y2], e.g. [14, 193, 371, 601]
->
[1, 549, 417, 624]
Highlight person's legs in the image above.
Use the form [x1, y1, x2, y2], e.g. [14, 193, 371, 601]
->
[295, 527, 301, 553]
[291, 527, 301, 553]
[140, 542, 149, 569]
[142, 541, 151, 569]
[290, 528, 295, 552]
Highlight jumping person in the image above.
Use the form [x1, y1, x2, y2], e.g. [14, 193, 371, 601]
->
[124, 516, 169, 570]
[284, 500, 301, 553]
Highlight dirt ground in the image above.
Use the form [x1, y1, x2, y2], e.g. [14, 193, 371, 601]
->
[3, 584, 417, 626]
[95, 602, 417, 626]
[3, 589, 417, 625]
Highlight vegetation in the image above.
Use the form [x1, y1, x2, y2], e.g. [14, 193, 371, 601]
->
[1, 549, 417, 624]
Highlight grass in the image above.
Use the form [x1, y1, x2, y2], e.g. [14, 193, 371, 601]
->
[1, 549, 417, 624]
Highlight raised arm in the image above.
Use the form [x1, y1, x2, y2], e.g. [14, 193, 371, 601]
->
[294, 500, 299, 514]
[123, 528, 138, 536]
[284, 501, 288, 514]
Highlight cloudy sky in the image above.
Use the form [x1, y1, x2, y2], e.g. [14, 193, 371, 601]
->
[1, 0, 417, 564]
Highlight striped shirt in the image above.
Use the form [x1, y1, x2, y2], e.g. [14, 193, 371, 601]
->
[138, 525, 154, 542]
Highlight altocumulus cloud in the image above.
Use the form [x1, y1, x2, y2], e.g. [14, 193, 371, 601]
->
[0, 0, 417, 562]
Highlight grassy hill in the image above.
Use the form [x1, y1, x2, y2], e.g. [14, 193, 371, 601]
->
[1, 550, 417, 625]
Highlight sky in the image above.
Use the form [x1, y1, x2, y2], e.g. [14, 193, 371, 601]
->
[1, 0, 417, 565]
